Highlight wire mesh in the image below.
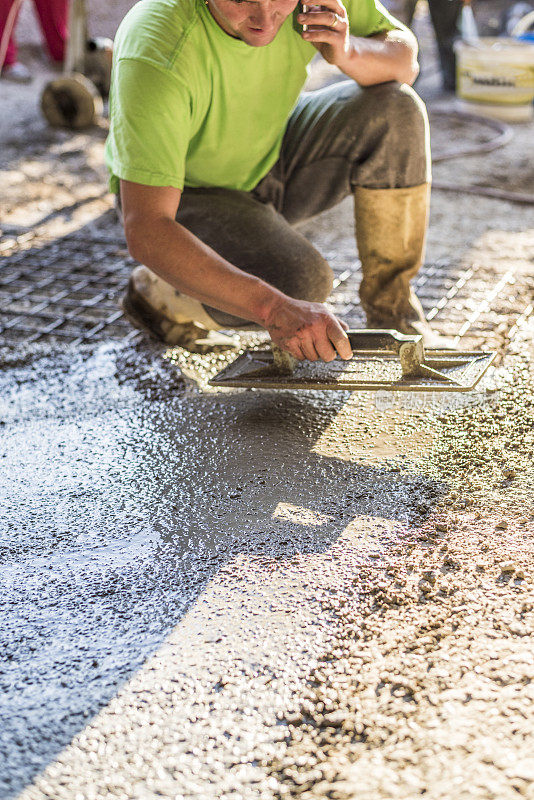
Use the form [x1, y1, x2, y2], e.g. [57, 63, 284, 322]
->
[0, 229, 532, 349]
[0, 231, 139, 346]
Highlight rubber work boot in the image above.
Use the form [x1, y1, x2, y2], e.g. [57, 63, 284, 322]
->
[354, 184, 455, 349]
[120, 266, 237, 353]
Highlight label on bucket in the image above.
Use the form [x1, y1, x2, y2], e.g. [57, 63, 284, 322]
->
[458, 64, 534, 103]
[456, 41, 534, 105]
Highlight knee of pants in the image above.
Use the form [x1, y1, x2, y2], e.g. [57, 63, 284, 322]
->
[379, 83, 427, 139]
[372, 82, 429, 148]
[349, 82, 430, 186]
[290, 255, 334, 304]
[357, 83, 428, 145]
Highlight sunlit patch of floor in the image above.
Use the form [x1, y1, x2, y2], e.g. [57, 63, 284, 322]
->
[163, 332, 268, 393]
[273, 502, 334, 526]
[309, 391, 436, 467]
[15, 527, 399, 800]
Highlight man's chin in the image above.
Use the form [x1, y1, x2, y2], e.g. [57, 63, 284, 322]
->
[240, 27, 278, 46]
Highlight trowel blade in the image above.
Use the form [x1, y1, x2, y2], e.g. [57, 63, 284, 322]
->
[209, 349, 497, 392]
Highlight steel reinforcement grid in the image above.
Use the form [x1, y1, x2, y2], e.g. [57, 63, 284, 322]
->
[1, 228, 532, 350]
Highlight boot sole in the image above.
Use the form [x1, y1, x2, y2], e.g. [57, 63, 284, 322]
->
[119, 278, 169, 345]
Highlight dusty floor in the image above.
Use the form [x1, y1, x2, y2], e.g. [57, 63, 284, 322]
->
[1, 4, 534, 800]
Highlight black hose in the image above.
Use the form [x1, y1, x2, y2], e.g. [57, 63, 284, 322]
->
[431, 181, 534, 204]
[430, 109, 534, 205]
[431, 110, 514, 162]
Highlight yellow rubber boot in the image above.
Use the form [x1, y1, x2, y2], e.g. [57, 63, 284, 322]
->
[354, 184, 455, 348]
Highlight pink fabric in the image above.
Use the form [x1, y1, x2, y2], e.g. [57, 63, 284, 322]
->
[0, 0, 21, 66]
[33, 0, 69, 61]
[3, 32, 17, 66]
[1, 0, 68, 67]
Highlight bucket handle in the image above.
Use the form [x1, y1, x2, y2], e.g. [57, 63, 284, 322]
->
[511, 9, 534, 36]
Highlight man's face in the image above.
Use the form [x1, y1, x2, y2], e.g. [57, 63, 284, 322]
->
[207, 0, 299, 46]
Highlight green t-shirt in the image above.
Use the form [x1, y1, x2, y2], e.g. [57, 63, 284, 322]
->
[105, 0, 399, 193]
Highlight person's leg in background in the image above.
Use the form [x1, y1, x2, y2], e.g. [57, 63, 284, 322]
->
[0, 0, 31, 81]
[32, 0, 68, 62]
[427, 0, 462, 91]
[381, 0, 461, 91]
[380, 0, 418, 27]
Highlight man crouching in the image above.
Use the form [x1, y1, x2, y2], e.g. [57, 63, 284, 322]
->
[106, 0, 445, 361]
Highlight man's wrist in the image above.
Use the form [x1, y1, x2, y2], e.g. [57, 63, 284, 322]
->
[247, 280, 288, 329]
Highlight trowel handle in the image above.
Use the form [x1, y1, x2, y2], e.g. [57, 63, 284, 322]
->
[347, 329, 422, 353]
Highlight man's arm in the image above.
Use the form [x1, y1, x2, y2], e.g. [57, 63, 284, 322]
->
[121, 180, 352, 362]
[298, 2, 419, 86]
[339, 29, 419, 86]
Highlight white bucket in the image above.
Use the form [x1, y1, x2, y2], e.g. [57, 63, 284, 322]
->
[454, 38, 534, 122]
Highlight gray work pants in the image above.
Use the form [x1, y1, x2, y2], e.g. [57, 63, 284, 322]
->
[177, 80, 430, 328]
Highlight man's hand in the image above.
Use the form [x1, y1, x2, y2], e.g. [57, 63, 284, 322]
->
[298, 4, 419, 86]
[297, 0, 350, 66]
[264, 295, 352, 362]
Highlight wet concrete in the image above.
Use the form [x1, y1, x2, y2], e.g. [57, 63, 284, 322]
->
[2, 339, 533, 800]
[0, 342, 450, 798]
[2, 241, 534, 800]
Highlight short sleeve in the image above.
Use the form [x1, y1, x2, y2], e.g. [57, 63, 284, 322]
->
[105, 58, 192, 193]
[345, 0, 402, 37]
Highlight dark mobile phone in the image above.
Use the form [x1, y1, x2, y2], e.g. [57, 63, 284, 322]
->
[293, 3, 323, 34]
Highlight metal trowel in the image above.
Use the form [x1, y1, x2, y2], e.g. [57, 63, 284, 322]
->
[210, 330, 496, 392]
